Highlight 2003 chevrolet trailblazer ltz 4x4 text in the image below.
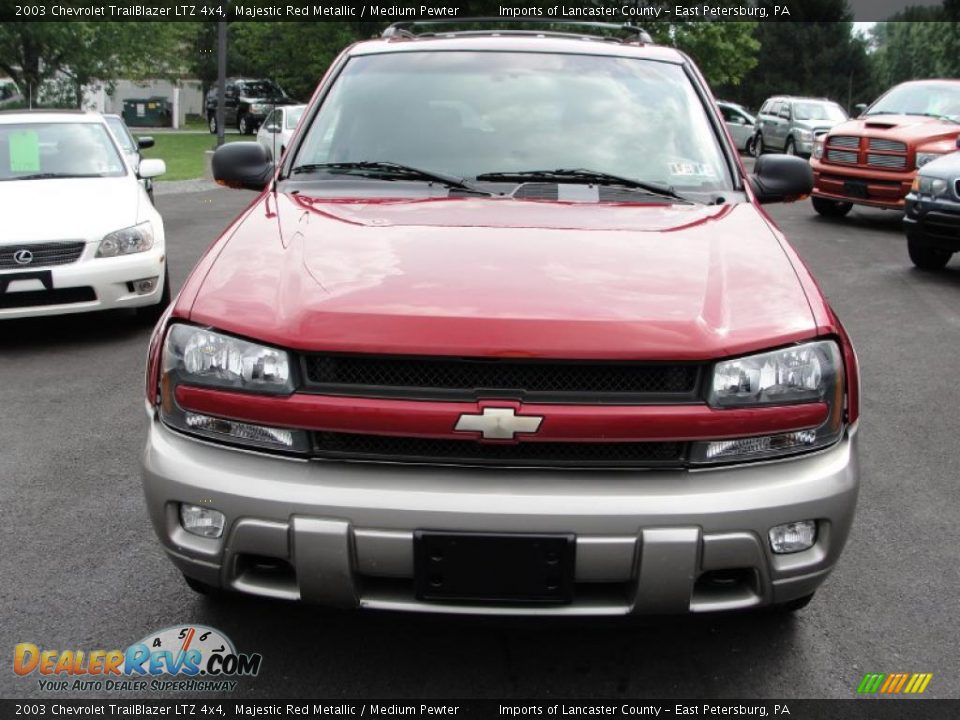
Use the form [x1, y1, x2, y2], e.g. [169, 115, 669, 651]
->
[142, 21, 861, 616]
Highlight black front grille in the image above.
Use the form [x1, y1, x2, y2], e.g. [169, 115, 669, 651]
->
[313, 431, 686, 468]
[0, 241, 85, 269]
[0, 286, 96, 309]
[303, 354, 701, 402]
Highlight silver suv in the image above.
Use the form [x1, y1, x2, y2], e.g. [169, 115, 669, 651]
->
[753, 96, 848, 158]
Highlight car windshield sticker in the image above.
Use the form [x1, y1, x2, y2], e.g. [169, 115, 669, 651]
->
[669, 161, 717, 179]
[9, 130, 41, 172]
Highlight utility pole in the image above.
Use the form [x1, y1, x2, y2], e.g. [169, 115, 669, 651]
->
[216, 19, 227, 148]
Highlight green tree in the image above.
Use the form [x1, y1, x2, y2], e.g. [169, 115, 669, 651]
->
[0, 22, 196, 107]
[871, 10, 960, 90]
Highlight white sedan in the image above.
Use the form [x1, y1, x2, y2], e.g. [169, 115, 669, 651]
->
[0, 111, 168, 321]
[255, 104, 306, 161]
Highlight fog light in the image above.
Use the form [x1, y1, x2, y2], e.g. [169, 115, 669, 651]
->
[185, 411, 295, 448]
[696, 430, 817, 462]
[769, 520, 817, 554]
[180, 504, 225, 539]
[132, 277, 158, 294]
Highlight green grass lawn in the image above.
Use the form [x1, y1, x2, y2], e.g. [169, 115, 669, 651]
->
[134, 132, 245, 182]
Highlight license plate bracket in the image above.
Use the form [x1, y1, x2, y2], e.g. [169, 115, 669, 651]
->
[414, 532, 575, 604]
[844, 179, 870, 199]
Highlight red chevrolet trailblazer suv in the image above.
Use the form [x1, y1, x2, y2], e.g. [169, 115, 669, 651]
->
[810, 79, 960, 217]
[142, 21, 861, 616]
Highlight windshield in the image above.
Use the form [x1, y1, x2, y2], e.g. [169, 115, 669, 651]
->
[293, 51, 732, 193]
[239, 80, 284, 99]
[0, 122, 126, 180]
[285, 106, 305, 130]
[866, 81, 960, 121]
[104, 116, 136, 154]
[794, 101, 846, 122]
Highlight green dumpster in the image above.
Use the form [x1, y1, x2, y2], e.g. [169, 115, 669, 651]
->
[122, 97, 172, 128]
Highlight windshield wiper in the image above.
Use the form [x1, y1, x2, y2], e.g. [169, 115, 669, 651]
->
[474, 168, 694, 203]
[0, 172, 105, 181]
[289, 161, 491, 195]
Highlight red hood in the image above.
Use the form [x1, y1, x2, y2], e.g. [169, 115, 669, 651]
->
[828, 114, 960, 147]
[186, 194, 817, 360]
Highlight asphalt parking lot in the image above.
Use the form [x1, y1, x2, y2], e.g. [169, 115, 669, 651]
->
[2, 176, 959, 700]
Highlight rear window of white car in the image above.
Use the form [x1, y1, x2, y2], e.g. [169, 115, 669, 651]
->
[0, 122, 127, 181]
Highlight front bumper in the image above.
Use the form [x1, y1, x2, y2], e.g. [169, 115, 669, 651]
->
[811, 158, 913, 209]
[904, 194, 960, 252]
[0, 248, 165, 320]
[143, 418, 860, 616]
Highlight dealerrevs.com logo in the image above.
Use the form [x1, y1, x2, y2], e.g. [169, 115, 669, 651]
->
[14, 625, 262, 693]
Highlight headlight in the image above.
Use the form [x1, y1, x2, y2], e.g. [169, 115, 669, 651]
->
[163, 324, 293, 394]
[797, 130, 814, 142]
[813, 138, 825, 159]
[913, 175, 948, 196]
[250, 103, 268, 114]
[96, 221, 154, 257]
[916, 152, 944, 169]
[691, 341, 846, 464]
[159, 324, 308, 452]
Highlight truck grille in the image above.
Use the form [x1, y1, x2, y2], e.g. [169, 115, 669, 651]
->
[0, 241, 85, 269]
[867, 154, 907, 170]
[826, 149, 858, 164]
[868, 138, 906, 153]
[829, 136, 859, 149]
[302, 354, 702, 402]
[313, 431, 686, 469]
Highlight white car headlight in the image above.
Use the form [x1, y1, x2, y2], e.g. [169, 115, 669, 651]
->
[96, 221, 154, 257]
[813, 138, 825, 159]
[160, 324, 308, 452]
[916, 152, 944, 169]
[797, 130, 814, 142]
[691, 340, 846, 465]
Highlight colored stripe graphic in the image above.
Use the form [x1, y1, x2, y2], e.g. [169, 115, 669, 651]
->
[858, 672, 932, 694]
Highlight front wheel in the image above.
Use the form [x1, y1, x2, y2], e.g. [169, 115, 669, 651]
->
[744, 136, 756, 156]
[785, 137, 797, 156]
[752, 134, 764, 158]
[908, 237, 952, 271]
[207, 113, 217, 134]
[812, 196, 853, 218]
[238, 114, 252, 135]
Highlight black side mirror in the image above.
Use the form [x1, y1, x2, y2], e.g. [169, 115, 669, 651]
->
[854, 103, 868, 117]
[748, 154, 814, 204]
[137, 136, 154, 150]
[212, 142, 274, 191]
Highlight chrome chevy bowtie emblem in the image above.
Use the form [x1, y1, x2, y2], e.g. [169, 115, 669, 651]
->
[13, 249, 33, 265]
[454, 407, 544, 440]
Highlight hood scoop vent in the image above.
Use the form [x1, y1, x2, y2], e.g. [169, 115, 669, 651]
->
[865, 121, 897, 129]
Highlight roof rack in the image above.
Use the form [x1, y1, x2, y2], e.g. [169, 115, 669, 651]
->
[382, 19, 653, 45]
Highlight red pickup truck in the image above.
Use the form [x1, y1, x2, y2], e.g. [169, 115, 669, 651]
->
[809, 79, 960, 217]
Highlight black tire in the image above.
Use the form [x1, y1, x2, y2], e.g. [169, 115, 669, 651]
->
[744, 136, 755, 156]
[238, 113, 252, 135]
[136, 267, 171, 324]
[908, 237, 952, 271]
[812, 196, 853, 218]
[752, 133, 764, 158]
[208, 113, 217, 134]
[770, 592, 815, 614]
[785, 137, 797, 156]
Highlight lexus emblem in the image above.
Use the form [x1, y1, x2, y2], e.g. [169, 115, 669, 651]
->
[13, 249, 33, 265]
[454, 407, 544, 440]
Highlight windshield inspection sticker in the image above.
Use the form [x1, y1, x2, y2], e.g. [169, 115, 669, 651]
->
[9, 130, 41, 172]
[669, 161, 717, 179]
